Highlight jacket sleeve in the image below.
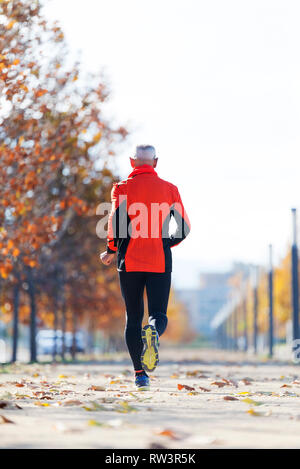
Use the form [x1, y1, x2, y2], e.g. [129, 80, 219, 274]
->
[169, 186, 191, 248]
[106, 183, 120, 254]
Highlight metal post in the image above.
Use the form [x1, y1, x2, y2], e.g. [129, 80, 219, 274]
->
[268, 244, 274, 357]
[253, 267, 258, 354]
[243, 298, 248, 352]
[231, 314, 235, 350]
[231, 312, 234, 350]
[291, 208, 299, 342]
[233, 309, 238, 350]
[225, 319, 229, 349]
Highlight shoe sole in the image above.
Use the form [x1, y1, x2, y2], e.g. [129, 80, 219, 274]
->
[136, 386, 150, 392]
[141, 325, 159, 372]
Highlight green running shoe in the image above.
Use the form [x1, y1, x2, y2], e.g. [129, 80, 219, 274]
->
[141, 324, 159, 373]
[135, 373, 150, 391]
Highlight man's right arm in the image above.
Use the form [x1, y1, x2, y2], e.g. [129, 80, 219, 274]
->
[169, 186, 191, 248]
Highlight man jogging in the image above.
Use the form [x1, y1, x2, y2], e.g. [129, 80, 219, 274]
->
[100, 145, 191, 390]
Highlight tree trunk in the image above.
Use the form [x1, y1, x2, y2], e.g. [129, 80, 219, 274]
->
[87, 318, 95, 354]
[71, 311, 77, 361]
[11, 281, 20, 363]
[61, 296, 66, 361]
[60, 268, 66, 361]
[27, 267, 37, 363]
[53, 292, 58, 362]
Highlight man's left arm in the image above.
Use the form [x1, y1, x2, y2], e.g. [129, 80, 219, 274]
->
[100, 183, 119, 266]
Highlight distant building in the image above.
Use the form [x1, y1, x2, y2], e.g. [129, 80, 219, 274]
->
[176, 263, 251, 337]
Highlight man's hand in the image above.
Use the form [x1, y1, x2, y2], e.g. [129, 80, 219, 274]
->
[100, 251, 115, 266]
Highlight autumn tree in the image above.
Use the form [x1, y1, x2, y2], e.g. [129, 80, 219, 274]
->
[0, 0, 128, 361]
[163, 289, 196, 344]
[274, 251, 291, 338]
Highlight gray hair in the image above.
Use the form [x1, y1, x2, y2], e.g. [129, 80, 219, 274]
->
[134, 144, 156, 160]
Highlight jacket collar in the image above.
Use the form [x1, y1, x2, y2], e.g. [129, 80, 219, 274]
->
[128, 164, 157, 179]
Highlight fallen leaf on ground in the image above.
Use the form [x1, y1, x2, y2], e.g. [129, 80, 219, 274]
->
[186, 370, 200, 377]
[34, 401, 50, 407]
[156, 429, 179, 440]
[177, 384, 195, 391]
[241, 378, 253, 385]
[0, 415, 14, 424]
[225, 378, 238, 388]
[247, 408, 272, 417]
[211, 381, 227, 388]
[116, 401, 138, 413]
[82, 402, 106, 411]
[242, 398, 264, 406]
[223, 396, 239, 401]
[199, 386, 211, 392]
[88, 420, 104, 427]
[0, 401, 22, 410]
[62, 400, 83, 406]
[88, 385, 105, 392]
[32, 392, 53, 400]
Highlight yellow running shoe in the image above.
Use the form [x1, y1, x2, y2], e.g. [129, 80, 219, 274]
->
[141, 325, 159, 372]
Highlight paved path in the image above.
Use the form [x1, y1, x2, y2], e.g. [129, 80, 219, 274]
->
[0, 348, 300, 449]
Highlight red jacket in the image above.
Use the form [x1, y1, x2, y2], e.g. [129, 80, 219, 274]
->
[106, 165, 190, 273]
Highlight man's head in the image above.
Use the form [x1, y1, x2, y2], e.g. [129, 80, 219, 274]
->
[130, 144, 158, 168]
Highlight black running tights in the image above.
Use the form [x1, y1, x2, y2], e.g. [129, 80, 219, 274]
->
[118, 272, 171, 371]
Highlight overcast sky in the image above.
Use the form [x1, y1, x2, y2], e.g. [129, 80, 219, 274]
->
[44, 0, 300, 287]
